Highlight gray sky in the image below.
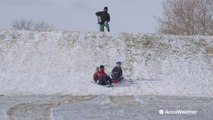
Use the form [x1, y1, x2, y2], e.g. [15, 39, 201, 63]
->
[0, 0, 163, 33]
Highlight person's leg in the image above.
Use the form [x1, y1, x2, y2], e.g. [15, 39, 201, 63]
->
[118, 76, 124, 81]
[99, 24, 104, 32]
[104, 22, 110, 32]
[98, 78, 103, 85]
[98, 76, 108, 85]
[106, 75, 112, 85]
[111, 73, 117, 80]
[94, 78, 99, 83]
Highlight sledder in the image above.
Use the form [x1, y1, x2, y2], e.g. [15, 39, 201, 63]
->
[94, 65, 112, 86]
[111, 62, 124, 83]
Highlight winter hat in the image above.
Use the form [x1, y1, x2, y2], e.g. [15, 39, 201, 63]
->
[100, 65, 104, 69]
[104, 7, 108, 11]
[96, 67, 99, 71]
[116, 61, 121, 65]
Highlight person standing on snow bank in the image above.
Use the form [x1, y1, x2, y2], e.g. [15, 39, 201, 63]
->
[95, 7, 110, 32]
[111, 62, 123, 81]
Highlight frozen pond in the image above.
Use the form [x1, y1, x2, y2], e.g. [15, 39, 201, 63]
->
[0, 95, 212, 120]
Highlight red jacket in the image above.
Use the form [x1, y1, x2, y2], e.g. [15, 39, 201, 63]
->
[98, 69, 105, 78]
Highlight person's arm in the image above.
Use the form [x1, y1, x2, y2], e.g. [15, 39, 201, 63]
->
[120, 68, 123, 77]
[96, 11, 102, 16]
[116, 68, 122, 78]
[107, 13, 110, 22]
[112, 67, 117, 74]
[93, 73, 98, 81]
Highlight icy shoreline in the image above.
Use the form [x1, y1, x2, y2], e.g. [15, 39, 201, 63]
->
[0, 95, 213, 120]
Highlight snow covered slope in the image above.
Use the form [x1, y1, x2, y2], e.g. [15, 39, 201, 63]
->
[0, 30, 212, 97]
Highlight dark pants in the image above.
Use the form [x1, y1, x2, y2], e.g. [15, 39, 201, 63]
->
[98, 74, 112, 85]
[100, 22, 110, 32]
[111, 73, 123, 81]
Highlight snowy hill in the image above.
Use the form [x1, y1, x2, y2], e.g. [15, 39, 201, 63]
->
[0, 30, 212, 97]
[0, 0, 163, 33]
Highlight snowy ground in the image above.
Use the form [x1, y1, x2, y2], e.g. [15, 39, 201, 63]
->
[0, 30, 212, 97]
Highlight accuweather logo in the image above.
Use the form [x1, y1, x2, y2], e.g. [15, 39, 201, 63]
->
[159, 109, 197, 115]
[159, 109, 165, 115]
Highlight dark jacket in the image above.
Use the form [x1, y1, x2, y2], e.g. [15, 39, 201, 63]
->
[96, 11, 110, 24]
[111, 67, 123, 78]
[93, 72, 99, 82]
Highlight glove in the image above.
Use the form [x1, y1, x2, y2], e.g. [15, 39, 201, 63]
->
[113, 72, 118, 74]
[98, 17, 102, 23]
[104, 21, 108, 24]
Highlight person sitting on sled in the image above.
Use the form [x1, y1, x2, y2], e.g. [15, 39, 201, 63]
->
[111, 62, 123, 82]
[97, 65, 112, 85]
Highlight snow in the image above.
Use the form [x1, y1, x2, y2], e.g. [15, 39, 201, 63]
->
[0, 30, 212, 97]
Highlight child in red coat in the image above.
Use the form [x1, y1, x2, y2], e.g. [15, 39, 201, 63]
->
[97, 65, 112, 85]
[98, 65, 105, 78]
